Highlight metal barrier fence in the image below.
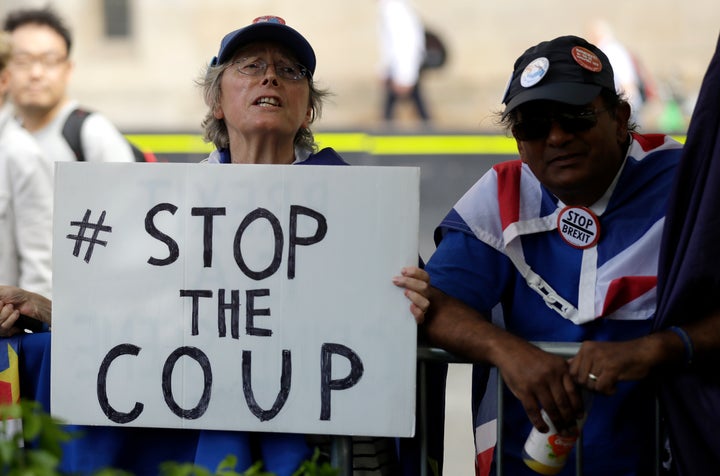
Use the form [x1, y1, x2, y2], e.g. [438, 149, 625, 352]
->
[330, 343, 663, 476]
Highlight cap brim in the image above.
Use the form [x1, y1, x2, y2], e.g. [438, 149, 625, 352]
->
[217, 23, 316, 74]
[503, 83, 602, 117]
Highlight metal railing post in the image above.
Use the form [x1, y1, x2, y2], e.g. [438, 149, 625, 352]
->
[330, 435, 353, 476]
[419, 359, 428, 476]
[576, 421, 584, 475]
[416, 347, 465, 476]
[655, 392, 661, 476]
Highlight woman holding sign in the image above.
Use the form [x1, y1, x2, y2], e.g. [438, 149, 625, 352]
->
[0, 14, 433, 476]
[196, 13, 429, 319]
[195, 15, 433, 475]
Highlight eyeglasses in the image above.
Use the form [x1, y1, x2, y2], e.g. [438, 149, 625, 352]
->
[512, 108, 607, 141]
[10, 53, 68, 70]
[230, 58, 310, 81]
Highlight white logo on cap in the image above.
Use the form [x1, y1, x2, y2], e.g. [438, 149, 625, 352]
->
[557, 206, 600, 249]
[520, 57, 550, 88]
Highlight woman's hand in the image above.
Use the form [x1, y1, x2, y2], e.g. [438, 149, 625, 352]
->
[0, 300, 23, 337]
[0, 285, 52, 335]
[392, 266, 431, 323]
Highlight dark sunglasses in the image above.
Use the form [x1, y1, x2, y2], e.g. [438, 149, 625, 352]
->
[513, 108, 607, 141]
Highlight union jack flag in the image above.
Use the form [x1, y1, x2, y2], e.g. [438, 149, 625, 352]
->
[436, 133, 683, 474]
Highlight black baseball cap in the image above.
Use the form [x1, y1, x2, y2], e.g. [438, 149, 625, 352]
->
[210, 15, 316, 74]
[501, 35, 615, 116]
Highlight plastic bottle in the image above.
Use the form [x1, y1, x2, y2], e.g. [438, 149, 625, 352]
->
[522, 392, 592, 475]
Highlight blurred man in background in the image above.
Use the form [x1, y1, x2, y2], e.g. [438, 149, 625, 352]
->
[377, 0, 431, 126]
[3, 6, 135, 170]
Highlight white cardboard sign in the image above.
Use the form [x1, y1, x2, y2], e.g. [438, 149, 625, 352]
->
[50, 162, 419, 437]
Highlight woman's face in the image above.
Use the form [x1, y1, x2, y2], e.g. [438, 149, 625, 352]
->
[214, 41, 312, 145]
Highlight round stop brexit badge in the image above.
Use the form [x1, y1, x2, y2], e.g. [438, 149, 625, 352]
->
[557, 206, 600, 249]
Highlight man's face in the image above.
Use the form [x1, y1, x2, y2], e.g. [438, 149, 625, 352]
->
[7, 23, 72, 116]
[512, 96, 631, 206]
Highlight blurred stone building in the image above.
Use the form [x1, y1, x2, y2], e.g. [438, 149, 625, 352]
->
[2, 0, 718, 133]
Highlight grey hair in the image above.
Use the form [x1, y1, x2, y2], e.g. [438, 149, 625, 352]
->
[197, 62, 330, 152]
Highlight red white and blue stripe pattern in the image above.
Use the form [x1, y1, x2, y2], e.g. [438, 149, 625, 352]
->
[440, 133, 682, 325]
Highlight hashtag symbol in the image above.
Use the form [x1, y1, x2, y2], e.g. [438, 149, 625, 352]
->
[66, 209, 113, 263]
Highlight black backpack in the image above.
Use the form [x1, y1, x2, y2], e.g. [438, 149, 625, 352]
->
[421, 28, 447, 70]
[61, 108, 156, 162]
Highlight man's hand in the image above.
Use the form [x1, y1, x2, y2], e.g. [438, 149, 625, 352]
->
[495, 339, 584, 433]
[569, 338, 662, 395]
[421, 288, 584, 432]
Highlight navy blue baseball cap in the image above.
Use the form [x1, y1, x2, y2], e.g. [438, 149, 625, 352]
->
[210, 15, 316, 74]
[501, 35, 615, 116]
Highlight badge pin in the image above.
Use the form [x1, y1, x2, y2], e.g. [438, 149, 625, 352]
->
[571, 46, 603, 72]
[253, 15, 286, 25]
[520, 57, 550, 88]
[557, 206, 601, 249]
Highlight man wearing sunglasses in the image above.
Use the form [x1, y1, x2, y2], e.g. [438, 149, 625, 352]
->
[420, 35, 685, 475]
